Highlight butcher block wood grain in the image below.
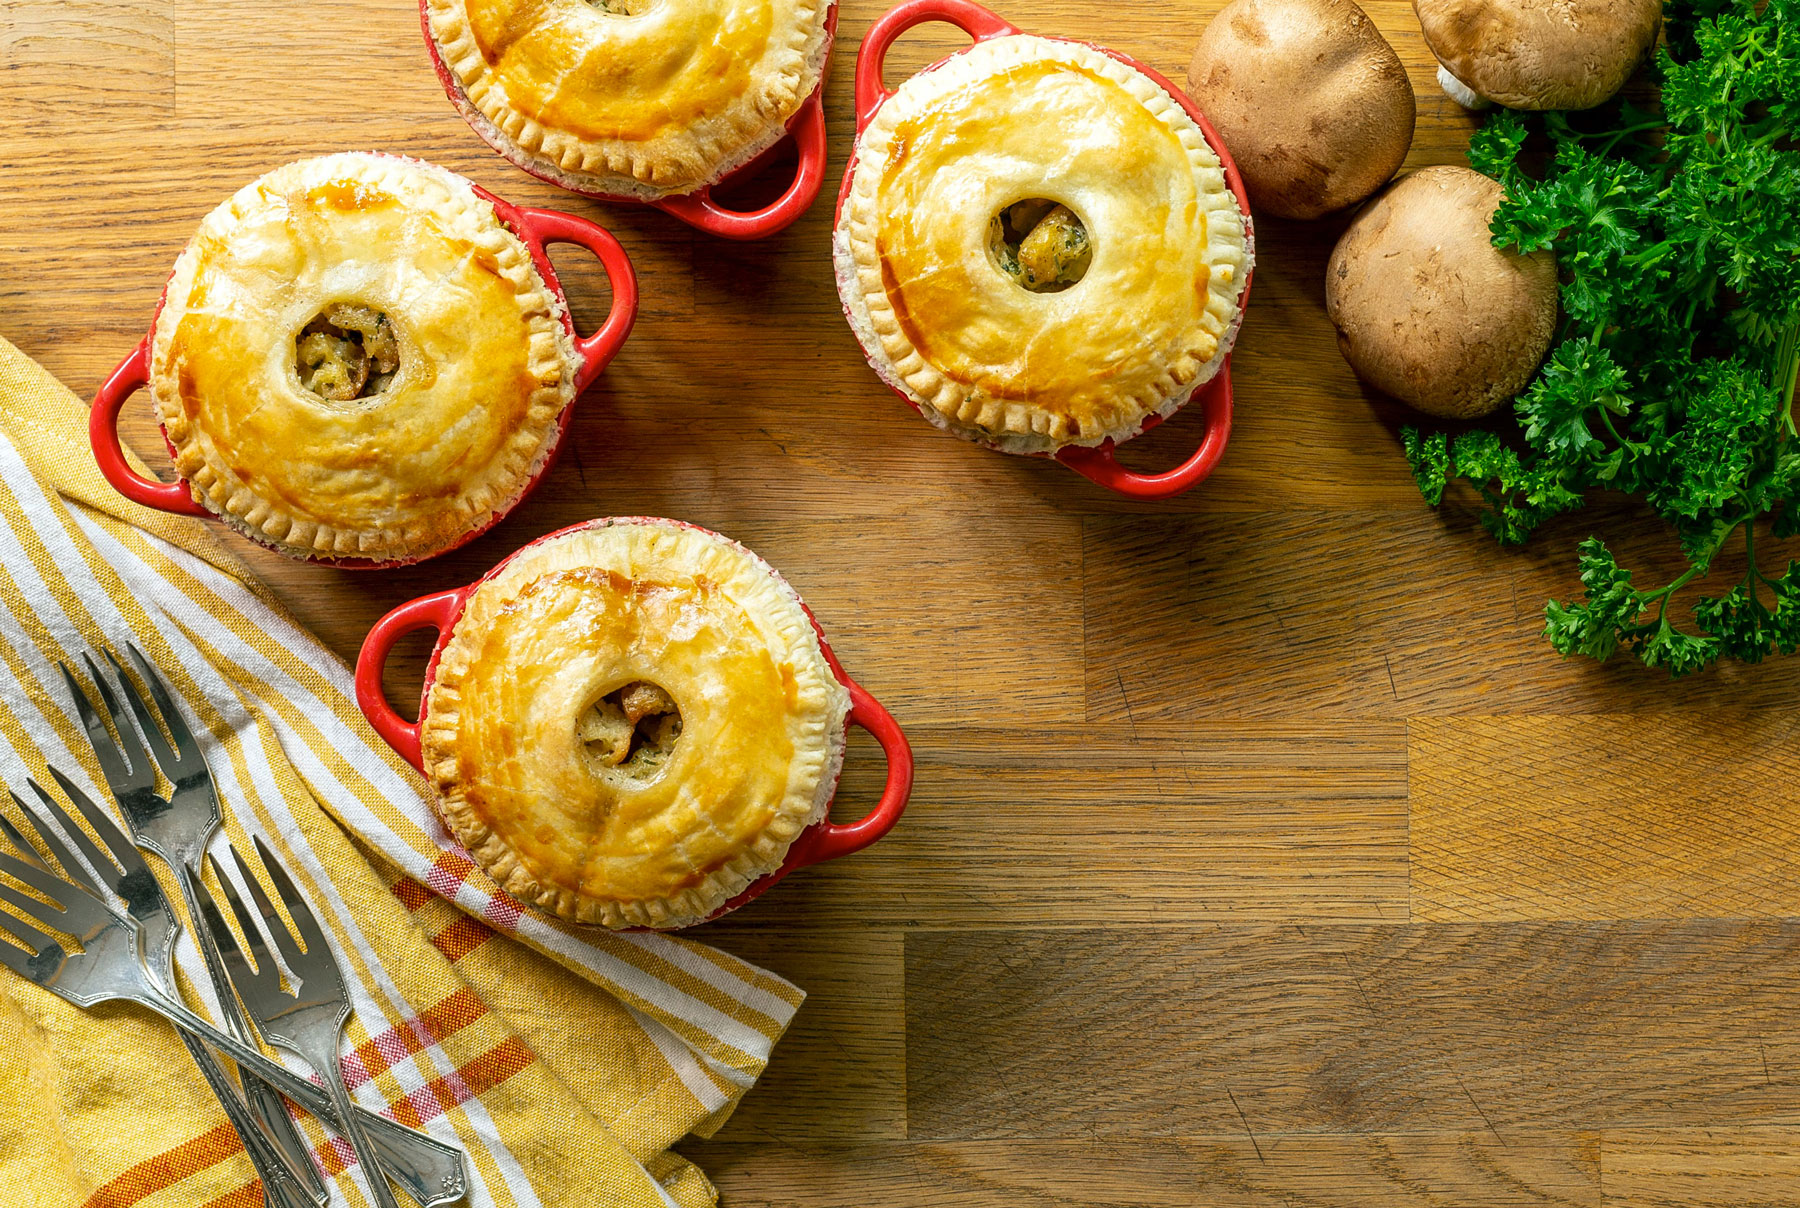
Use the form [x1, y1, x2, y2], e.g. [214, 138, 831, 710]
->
[2, 0, 1799, 1203]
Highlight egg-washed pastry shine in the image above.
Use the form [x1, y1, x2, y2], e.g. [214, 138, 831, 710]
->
[425, 0, 832, 198]
[835, 36, 1252, 454]
[422, 520, 851, 930]
[150, 154, 576, 563]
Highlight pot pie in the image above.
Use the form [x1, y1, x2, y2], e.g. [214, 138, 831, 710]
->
[834, 35, 1253, 454]
[424, 0, 833, 199]
[150, 153, 577, 563]
[421, 519, 852, 929]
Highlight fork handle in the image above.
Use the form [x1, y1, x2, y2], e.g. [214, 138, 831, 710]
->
[177, 1027, 325, 1208]
[156, 997, 470, 1206]
[177, 861, 328, 1203]
[325, 1060, 406, 1208]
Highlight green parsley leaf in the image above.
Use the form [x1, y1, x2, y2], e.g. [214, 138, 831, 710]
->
[1412, 0, 1800, 676]
[1401, 427, 1451, 506]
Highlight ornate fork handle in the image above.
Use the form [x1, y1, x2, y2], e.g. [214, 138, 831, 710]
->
[149, 992, 467, 1208]
[176, 1026, 323, 1208]
[176, 859, 326, 1201]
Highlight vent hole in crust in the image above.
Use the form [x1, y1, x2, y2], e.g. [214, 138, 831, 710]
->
[588, 0, 654, 12]
[990, 200, 1092, 293]
[580, 682, 683, 781]
[296, 305, 399, 403]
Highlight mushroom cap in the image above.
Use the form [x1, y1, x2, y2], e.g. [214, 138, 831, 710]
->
[1412, 0, 1661, 110]
[1186, 0, 1415, 220]
[1326, 165, 1557, 420]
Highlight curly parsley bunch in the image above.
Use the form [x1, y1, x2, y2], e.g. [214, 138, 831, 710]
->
[1404, 0, 1800, 675]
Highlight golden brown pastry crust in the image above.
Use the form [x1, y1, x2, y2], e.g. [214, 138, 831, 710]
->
[834, 36, 1252, 454]
[421, 520, 851, 930]
[425, 0, 832, 198]
[150, 153, 576, 563]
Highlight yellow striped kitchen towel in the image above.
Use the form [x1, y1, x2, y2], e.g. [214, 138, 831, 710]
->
[0, 333, 801, 1208]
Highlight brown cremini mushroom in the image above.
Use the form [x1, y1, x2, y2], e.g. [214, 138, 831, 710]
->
[1412, 0, 1662, 110]
[1326, 166, 1557, 420]
[1187, 0, 1416, 220]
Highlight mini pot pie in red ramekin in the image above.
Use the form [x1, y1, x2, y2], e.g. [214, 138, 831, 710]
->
[356, 517, 912, 930]
[835, 0, 1255, 499]
[421, 0, 837, 238]
[89, 153, 636, 567]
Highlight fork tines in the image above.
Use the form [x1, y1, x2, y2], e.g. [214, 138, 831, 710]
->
[8, 778, 125, 891]
[0, 811, 110, 972]
[205, 838, 333, 986]
[61, 644, 207, 793]
[0, 774, 159, 942]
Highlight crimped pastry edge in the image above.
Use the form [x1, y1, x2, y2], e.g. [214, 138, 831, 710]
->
[425, 0, 832, 199]
[420, 518, 851, 931]
[834, 223, 1254, 456]
[834, 35, 1253, 455]
[149, 152, 578, 563]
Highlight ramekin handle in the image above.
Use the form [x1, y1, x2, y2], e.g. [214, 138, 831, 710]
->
[1056, 362, 1236, 500]
[511, 207, 640, 393]
[788, 678, 913, 869]
[854, 0, 1021, 127]
[655, 91, 829, 240]
[355, 588, 469, 773]
[89, 341, 211, 517]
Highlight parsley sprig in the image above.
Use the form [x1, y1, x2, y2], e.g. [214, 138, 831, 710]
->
[1405, 0, 1800, 675]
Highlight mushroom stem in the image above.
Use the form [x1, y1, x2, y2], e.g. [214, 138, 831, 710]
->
[1436, 62, 1491, 110]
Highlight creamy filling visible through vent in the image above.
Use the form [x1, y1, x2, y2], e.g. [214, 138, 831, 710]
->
[296, 304, 400, 402]
[580, 682, 683, 779]
[989, 200, 1092, 293]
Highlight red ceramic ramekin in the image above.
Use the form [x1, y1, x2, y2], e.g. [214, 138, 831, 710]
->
[90, 163, 639, 570]
[837, 0, 1256, 500]
[422, 1, 838, 241]
[354, 516, 913, 928]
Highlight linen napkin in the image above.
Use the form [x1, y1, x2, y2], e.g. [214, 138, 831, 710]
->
[0, 334, 801, 1208]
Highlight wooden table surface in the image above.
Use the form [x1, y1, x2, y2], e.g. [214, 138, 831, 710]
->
[6, 1, 1800, 1203]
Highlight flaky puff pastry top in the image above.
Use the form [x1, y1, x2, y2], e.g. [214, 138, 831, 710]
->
[835, 36, 1252, 454]
[150, 154, 576, 563]
[426, 0, 831, 197]
[422, 520, 851, 930]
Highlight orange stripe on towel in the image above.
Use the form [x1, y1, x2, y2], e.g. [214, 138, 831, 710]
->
[388, 1035, 536, 1131]
[199, 1179, 267, 1208]
[390, 877, 430, 911]
[81, 1123, 244, 1208]
[343, 987, 491, 1089]
[431, 915, 497, 963]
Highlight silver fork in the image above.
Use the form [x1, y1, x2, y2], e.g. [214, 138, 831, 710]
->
[203, 838, 405, 1208]
[0, 782, 322, 1208]
[0, 778, 470, 1207]
[59, 649, 325, 1206]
